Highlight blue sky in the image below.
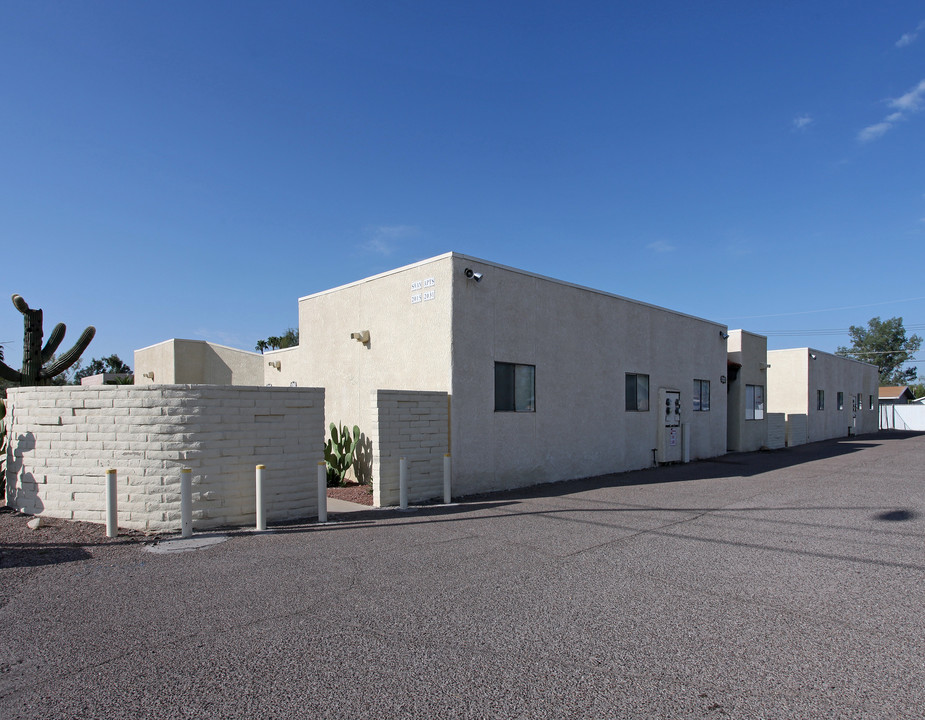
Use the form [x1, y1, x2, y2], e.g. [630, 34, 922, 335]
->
[1, 1, 924, 372]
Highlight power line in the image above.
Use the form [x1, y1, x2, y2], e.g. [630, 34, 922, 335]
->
[722, 296, 925, 321]
[837, 350, 918, 355]
[756, 323, 925, 337]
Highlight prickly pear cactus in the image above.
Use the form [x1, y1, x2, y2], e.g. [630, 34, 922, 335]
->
[323, 422, 361, 487]
[0, 294, 96, 386]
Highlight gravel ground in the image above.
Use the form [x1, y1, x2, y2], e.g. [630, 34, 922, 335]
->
[0, 508, 148, 568]
[327, 483, 374, 506]
[1, 431, 923, 719]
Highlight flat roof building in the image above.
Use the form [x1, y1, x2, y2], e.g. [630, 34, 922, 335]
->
[132, 253, 884, 506]
[766, 348, 879, 444]
[265, 253, 730, 500]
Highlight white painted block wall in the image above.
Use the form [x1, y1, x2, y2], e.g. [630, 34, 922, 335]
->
[766, 413, 786, 450]
[786, 414, 808, 447]
[5, 385, 324, 531]
[370, 389, 448, 507]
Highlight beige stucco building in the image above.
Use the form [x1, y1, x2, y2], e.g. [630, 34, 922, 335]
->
[766, 348, 879, 443]
[726, 330, 770, 452]
[130, 253, 885, 506]
[264, 253, 730, 497]
[134, 339, 263, 386]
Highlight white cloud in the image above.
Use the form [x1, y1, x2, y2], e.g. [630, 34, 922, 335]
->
[361, 224, 421, 255]
[889, 78, 925, 112]
[646, 240, 676, 253]
[896, 20, 925, 48]
[858, 78, 925, 142]
[793, 114, 813, 130]
[858, 122, 893, 142]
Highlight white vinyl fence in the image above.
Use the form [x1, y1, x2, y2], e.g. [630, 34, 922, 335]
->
[880, 404, 925, 431]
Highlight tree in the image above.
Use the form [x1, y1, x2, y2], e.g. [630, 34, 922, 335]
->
[256, 328, 299, 353]
[836, 317, 921, 386]
[909, 382, 925, 399]
[72, 354, 133, 384]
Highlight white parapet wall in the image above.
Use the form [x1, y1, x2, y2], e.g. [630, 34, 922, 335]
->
[766, 413, 786, 450]
[786, 414, 808, 447]
[4, 385, 325, 532]
[370, 389, 449, 507]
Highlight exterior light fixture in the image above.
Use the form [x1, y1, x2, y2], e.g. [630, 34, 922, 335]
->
[268, 360, 281, 370]
[142, 371, 154, 380]
[810, 353, 817, 360]
[464, 268, 483, 282]
[719, 331, 729, 340]
[351, 330, 370, 343]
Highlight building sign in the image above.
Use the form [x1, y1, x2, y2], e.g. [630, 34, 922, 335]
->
[410, 278, 436, 304]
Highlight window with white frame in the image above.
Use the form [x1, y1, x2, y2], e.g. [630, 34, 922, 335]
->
[817, 390, 824, 411]
[494, 362, 535, 412]
[837, 391, 844, 411]
[746, 384, 764, 420]
[625, 373, 649, 412]
[693, 379, 710, 411]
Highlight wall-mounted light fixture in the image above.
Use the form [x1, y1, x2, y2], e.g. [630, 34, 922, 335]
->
[720, 375, 727, 384]
[810, 353, 817, 360]
[719, 331, 729, 340]
[142, 371, 154, 380]
[759, 362, 768, 371]
[268, 360, 281, 371]
[351, 330, 370, 344]
[464, 268, 483, 282]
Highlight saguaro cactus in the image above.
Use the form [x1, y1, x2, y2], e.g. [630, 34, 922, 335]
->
[0, 294, 96, 386]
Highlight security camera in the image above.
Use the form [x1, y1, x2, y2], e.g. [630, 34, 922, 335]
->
[464, 268, 483, 282]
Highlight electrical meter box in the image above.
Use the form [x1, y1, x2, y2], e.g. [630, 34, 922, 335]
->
[657, 388, 682, 463]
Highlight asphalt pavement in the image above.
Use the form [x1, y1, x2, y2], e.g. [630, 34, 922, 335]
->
[1, 431, 923, 719]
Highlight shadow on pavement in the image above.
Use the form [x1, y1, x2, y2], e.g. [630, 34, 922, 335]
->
[0, 543, 93, 569]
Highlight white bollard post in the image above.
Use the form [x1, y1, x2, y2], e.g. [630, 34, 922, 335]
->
[317, 461, 327, 523]
[256, 464, 267, 531]
[106, 469, 118, 538]
[180, 468, 192, 538]
[399, 457, 409, 510]
[443, 454, 452, 504]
